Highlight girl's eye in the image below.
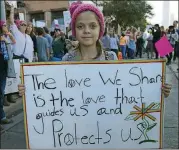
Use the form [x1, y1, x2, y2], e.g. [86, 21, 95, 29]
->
[90, 24, 96, 29]
[77, 25, 83, 29]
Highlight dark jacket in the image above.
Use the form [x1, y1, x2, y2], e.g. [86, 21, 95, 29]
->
[152, 29, 161, 43]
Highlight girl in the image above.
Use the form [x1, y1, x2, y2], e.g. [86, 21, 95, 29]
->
[18, 2, 171, 99]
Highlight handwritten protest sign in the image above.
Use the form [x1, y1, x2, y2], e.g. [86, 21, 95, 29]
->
[21, 60, 165, 149]
[5, 59, 21, 94]
[155, 36, 174, 57]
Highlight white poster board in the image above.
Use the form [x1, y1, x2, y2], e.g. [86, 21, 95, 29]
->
[19, 13, 25, 21]
[22, 60, 165, 149]
[63, 11, 71, 28]
[5, 59, 21, 94]
[36, 21, 46, 27]
[7, 1, 17, 8]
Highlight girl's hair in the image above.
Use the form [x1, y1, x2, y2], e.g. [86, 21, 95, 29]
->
[26, 22, 35, 37]
[75, 39, 103, 59]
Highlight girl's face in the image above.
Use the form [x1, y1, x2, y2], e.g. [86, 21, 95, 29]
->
[26, 24, 33, 33]
[2, 24, 8, 33]
[75, 11, 100, 47]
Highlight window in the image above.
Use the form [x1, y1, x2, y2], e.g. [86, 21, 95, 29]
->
[51, 11, 64, 24]
[30, 13, 44, 22]
[51, 11, 63, 21]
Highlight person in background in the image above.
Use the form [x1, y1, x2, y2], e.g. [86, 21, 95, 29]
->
[26, 22, 37, 61]
[0, 35, 13, 131]
[160, 26, 166, 37]
[36, 27, 49, 62]
[101, 31, 110, 51]
[65, 39, 75, 53]
[43, 27, 53, 54]
[119, 32, 127, 59]
[166, 25, 178, 65]
[128, 27, 137, 59]
[136, 31, 144, 58]
[51, 28, 65, 61]
[151, 24, 161, 59]
[0, 20, 16, 106]
[109, 28, 119, 56]
[9, 6, 34, 62]
[146, 28, 154, 59]
[173, 20, 179, 62]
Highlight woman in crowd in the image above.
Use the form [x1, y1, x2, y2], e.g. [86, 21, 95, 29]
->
[101, 31, 110, 51]
[146, 28, 154, 59]
[0, 31, 13, 130]
[160, 26, 166, 37]
[9, 6, 34, 62]
[26, 22, 37, 59]
[119, 32, 127, 59]
[0, 20, 16, 106]
[109, 29, 119, 56]
[18, 2, 172, 108]
[166, 25, 178, 65]
[51, 28, 65, 61]
[128, 27, 137, 59]
[136, 31, 144, 58]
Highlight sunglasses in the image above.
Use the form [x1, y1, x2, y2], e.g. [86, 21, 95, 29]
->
[20, 24, 27, 26]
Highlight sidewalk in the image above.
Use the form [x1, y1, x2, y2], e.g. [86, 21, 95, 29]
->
[168, 61, 178, 79]
[4, 95, 23, 118]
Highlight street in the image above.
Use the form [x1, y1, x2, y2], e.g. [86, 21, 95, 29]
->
[1, 66, 178, 149]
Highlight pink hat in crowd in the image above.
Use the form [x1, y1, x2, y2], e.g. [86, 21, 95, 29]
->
[70, 2, 104, 39]
[0, 20, 6, 28]
[15, 19, 27, 28]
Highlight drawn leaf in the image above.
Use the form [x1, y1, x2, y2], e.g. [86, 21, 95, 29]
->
[125, 114, 138, 121]
[151, 103, 160, 110]
[147, 123, 157, 131]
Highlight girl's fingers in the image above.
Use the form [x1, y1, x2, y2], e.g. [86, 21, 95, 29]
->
[162, 87, 171, 94]
[19, 90, 25, 96]
[163, 84, 172, 90]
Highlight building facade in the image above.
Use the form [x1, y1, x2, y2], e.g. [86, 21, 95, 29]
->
[24, 1, 69, 28]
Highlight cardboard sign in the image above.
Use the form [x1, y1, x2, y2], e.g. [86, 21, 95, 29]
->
[155, 36, 174, 57]
[21, 60, 165, 149]
[63, 11, 71, 28]
[5, 59, 22, 94]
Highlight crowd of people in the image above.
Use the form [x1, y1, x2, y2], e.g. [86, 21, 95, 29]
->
[0, 2, 174, 130]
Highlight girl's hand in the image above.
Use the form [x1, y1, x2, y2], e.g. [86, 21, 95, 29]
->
[162, 83, 172, 98]
[18, 84, 25, 96]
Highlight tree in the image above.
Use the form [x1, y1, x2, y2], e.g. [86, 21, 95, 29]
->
[102, 0, 154, 31]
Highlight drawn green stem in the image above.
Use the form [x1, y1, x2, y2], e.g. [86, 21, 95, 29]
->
[143, 118, 149, 140]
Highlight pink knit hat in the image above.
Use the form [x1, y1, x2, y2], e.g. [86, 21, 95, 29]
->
[15, 20, 27, 28]
[0, 20, 6, 28]
[70, 2, 104, 39]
